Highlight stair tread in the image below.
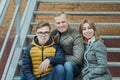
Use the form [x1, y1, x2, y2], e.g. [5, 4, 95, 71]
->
[13, 76, 120, 80]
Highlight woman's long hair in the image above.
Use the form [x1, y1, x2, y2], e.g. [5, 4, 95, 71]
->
[79, 19, 103, 42]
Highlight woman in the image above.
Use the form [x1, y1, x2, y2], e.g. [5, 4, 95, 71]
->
[79, 19, 112, 80]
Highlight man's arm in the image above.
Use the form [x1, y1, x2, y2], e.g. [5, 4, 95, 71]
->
[46, 45, 65, 65]
[66, 32, 84, 64]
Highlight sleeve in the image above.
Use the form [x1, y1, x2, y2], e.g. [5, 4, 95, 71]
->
[66, 32, 84, 64]
[51, 29, 57, 38]
[22, 45, 37, 80]
[88, 42, 108, 78]
[46, 45, 65, 66]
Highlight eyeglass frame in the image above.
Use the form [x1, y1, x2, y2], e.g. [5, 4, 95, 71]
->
[36, 31, 50, 36]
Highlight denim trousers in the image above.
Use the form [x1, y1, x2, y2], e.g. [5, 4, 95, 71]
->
[21, 64, 65, 80]
[64, 62, 80, 80]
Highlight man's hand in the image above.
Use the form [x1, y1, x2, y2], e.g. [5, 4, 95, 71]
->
[39, 59, 50, 73]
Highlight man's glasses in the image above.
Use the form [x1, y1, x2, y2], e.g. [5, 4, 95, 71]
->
[37, 31, 50, 36]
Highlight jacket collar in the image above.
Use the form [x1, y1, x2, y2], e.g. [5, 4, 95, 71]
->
[31, 36, 54, 47]
[88, 36, 95, 45]
[60, 26, 72, 35]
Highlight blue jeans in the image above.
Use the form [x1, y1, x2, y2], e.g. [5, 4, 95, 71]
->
[64, 62, 80, 80]
[21, 64, 65, 80]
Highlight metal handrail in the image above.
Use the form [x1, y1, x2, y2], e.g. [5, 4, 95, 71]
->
[0, 0, 21, 60]
[1, 0, 21, 79]
[1, 35, 19, 80]
[0, 0, 11, 26]
[2, 0, 37, 79]
[20, 0, 31, 29]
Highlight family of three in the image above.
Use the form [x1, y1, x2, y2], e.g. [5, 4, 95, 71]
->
[21, 11, 112, 80]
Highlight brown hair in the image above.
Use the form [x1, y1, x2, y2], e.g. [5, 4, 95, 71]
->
[54, 11, 68, 19]
[36, 21, 51, 31]
[54, 11, 65, 17]
[79, 19, 103, 42]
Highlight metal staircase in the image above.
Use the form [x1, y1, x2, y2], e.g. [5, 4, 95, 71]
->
[1, 0, 120, 80]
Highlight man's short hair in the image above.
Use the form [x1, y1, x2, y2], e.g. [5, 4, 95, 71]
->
[54, 11, 65, 17]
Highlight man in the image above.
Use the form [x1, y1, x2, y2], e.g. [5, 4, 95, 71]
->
[51, 11, 84, 80]
[21, 21, 65, 80]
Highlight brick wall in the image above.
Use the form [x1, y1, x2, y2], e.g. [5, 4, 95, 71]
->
[0, 0, 27, 38]
[36, 3, 120, 35]
[1, 1, 120, 38]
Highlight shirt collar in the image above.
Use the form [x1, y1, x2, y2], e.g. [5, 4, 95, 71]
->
[88, 36, 95, 44]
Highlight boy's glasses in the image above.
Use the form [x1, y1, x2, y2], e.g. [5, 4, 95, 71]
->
[37, 31, 50, 36]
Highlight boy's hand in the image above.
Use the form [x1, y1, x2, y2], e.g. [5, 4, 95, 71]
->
[39, 59, 50, 73]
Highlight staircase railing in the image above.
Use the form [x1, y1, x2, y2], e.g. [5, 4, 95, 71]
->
[0, 0, 21, 60]
[2, 0, 38, 80]
[0, 0, 11, 26]
[1, 0, 21, 79]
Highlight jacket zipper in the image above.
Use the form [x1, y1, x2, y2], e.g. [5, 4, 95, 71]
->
[42, 46, 44, 61]
[40, 46, 44, 77]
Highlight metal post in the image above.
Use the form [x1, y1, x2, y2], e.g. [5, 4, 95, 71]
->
[16, 0, 21, 47]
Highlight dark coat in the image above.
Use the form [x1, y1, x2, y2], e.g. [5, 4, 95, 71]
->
[22, 36, 65, 80]
[51, 27, 84, 65]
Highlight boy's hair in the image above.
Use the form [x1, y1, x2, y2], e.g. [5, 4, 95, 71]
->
[36, 21, 51, 31]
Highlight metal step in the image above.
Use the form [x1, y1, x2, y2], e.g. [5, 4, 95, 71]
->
[107, 48, 120, 52]
[18, 61, 120, 67]
[27, 34, 120, 40]
[26, 34, 120, 52]
[37, 0, 120, 4]
[13, 76, 120, 80]
[34, 11, 120, 16]
[108, 62, 120, 67]
[31, 22, 120, 27]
